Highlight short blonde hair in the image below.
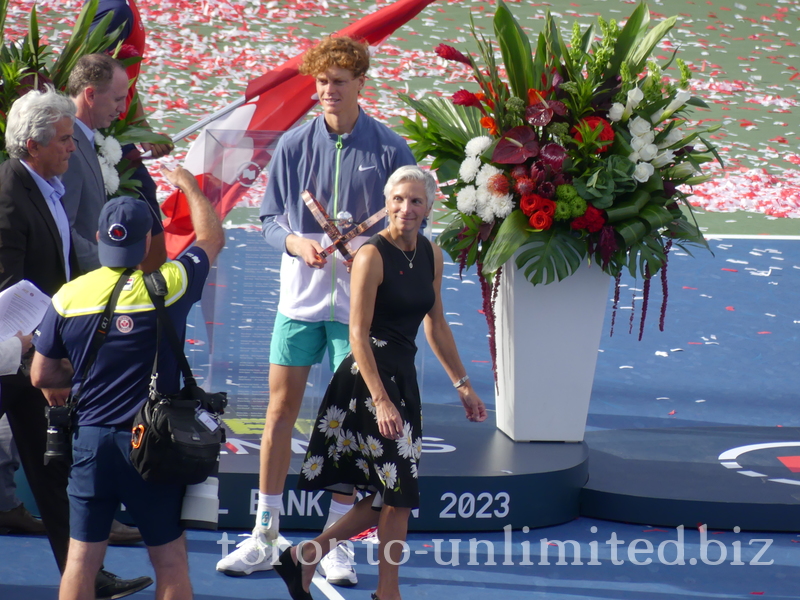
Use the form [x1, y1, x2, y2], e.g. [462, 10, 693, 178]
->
[299, 36, 370, 78]
[384, 166, 437, 209]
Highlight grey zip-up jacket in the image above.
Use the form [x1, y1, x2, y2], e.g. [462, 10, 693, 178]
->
[259, 109, 415, 323]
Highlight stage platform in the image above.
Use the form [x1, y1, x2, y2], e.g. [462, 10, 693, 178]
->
[581, 426, 800, 532]
[218, 403, 589, 532]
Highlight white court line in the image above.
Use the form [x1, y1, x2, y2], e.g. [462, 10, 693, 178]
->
[276, 535, 348, 600]
[703, 234, 800, 240]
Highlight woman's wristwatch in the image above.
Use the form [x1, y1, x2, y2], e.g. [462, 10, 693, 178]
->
[453, 374, 470, 389]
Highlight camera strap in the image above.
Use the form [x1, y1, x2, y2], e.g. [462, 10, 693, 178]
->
[143, 271, 197, 388]
[73, 268, 135, 402]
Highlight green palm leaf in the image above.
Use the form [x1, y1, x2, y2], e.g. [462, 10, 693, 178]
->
[399, 94, 484, 146]
[494, 0, 534, 99]
[515, 229, 588, 285]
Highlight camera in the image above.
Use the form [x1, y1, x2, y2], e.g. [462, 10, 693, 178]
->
[178, 385, 227, 415]
[181, 461, 220, 530]
[44, 404, 74, 466]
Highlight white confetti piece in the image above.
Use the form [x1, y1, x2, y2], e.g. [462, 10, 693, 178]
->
[655, 351, 669, 357]
[619, 366, 634, 369]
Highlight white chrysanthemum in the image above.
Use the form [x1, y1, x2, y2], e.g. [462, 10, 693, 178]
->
[608, 102, 625, 122]
[364, 397, 377, 417]
[475, 163, 502, 188]
[412, 437, 423, 460]
[366, 435, 384, 458]
[371, 337, 387, 348]
[396, 422, 414, 459]
[301, 455, 324, 480]
[633, 162, 655, 183]
[356, 458, 370, 478]
[637, 143, 659, 162]
[458, 156, 481, 183]
[350, 361, 359, 375]
[348, 397, 357, 412]
[99, 162, 120, 195]
[465, 135, 493, 158]
[628, 116, 652, 138]
[101, 135, 123, 165]
[338, 430, 357, 455]
[377, 462, 398, 489]
[476, 198, 496, 224]
[318, 406, 346, 439]
[651, 150, 675, 168]
[491, 193, 514, 219]
[410, 462, 418, 479]
[94, 131, 106, 146]
[456, 185, 478, 215]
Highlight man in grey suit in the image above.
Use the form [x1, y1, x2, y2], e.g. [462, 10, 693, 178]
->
[63, 54, 128, 275]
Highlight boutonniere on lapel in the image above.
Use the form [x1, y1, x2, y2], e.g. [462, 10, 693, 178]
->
[94, 132, 123, 196]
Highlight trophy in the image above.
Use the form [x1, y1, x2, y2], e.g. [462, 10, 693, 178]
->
[301, 190, 386, 261]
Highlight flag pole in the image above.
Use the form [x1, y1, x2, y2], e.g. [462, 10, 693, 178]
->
[168, 96, 247, 143]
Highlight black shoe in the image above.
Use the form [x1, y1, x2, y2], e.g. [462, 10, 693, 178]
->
[95, 569, 153, 600]
[0, 503, 47, 535]
[274, 546, 314, 600]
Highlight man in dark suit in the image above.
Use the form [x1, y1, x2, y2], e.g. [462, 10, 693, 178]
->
[0, 87, 151, 599]
[63, 53, 128, 275]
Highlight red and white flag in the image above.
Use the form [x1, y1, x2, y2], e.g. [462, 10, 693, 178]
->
[160, 0, 435, 258]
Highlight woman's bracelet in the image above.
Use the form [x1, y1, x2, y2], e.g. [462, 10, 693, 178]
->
[453, 374, 470, 389]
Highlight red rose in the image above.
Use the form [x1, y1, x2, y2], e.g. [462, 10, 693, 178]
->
[529, 211, 553, 230]
[532, 197, 556, 217]
[520, 193, 543, 216]
[572, 116, 615, 153]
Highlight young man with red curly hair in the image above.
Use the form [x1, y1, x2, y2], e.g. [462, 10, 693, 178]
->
[215, 36, 415, 587]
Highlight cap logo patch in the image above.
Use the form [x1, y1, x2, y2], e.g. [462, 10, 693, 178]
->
[108, 223, 127, 241]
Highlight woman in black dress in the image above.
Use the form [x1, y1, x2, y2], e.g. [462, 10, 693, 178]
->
[275, 165, 487, 600]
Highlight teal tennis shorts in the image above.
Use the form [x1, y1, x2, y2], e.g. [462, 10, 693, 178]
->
[269, 312, 351, 372]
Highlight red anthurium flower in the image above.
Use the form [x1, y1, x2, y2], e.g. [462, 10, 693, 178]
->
[491, 126, 540, 164]
[434, 43, 472, 66]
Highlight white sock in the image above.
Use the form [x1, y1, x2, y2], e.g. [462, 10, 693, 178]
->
[255, 493, 283, 533]
[323, 499, 354, 531]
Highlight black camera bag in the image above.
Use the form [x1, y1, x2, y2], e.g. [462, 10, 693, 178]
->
[130, 387, 225, 485]
[129, 272, 227, 486]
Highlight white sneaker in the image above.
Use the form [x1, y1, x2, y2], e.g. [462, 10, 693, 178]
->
[318, 542, 358, 587]
[216, 529, 277, 576]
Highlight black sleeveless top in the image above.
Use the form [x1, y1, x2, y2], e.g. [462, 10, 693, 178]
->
[364, 233, 435, 354]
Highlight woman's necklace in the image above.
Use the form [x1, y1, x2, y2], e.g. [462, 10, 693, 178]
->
[385, 233, 417, 269]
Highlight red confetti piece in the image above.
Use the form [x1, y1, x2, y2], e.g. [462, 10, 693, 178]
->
[668, 410, 676, 415]
[688, 342, 703, 345]
[682, 286, 698, 290]
[725, 306, 735, 311]
[721, 268, 738, 272]
[757, 331, 772, 335]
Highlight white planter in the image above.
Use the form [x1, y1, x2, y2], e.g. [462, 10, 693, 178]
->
[494, 259, 611, 442]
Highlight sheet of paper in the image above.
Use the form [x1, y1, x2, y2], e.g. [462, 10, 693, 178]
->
[0, 280, 51, 342]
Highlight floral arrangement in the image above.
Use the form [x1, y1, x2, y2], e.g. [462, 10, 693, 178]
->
[0, 0, 168, 197]
[400, 1, 722, 344]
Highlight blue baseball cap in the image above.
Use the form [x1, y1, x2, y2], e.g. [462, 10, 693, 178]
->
[97, 196, 153, 268]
